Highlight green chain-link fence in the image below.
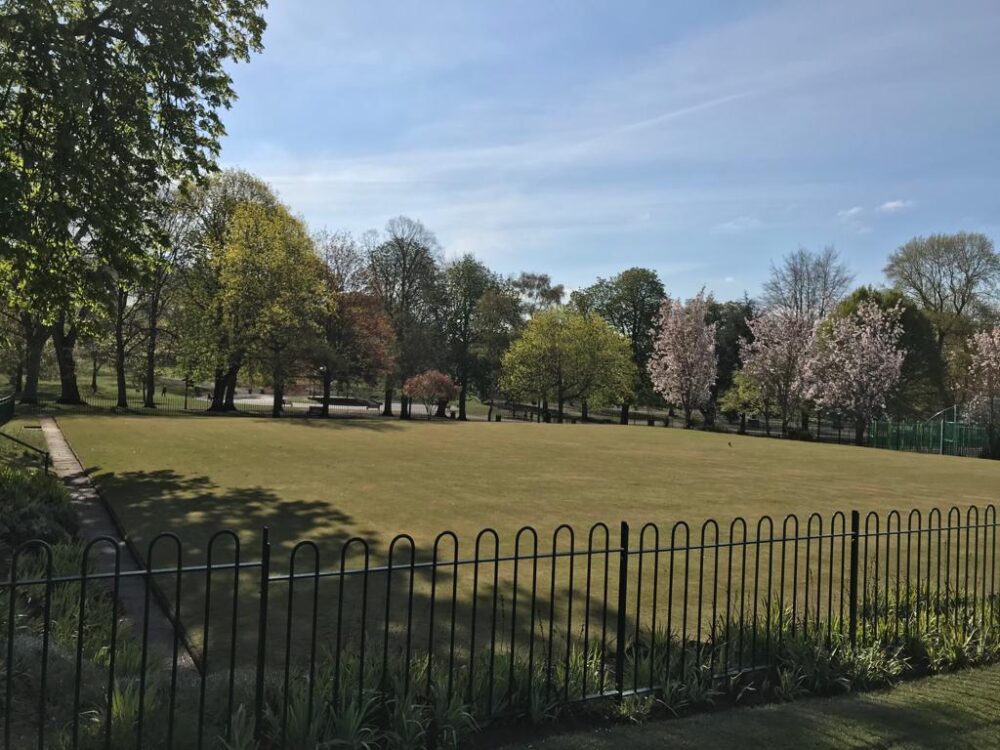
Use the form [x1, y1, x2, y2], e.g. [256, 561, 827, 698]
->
[869, 419, 989, 457]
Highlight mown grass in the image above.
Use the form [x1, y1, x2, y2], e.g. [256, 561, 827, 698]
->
[55, 413, 1000, 560]
[501, 659, 1000, 750]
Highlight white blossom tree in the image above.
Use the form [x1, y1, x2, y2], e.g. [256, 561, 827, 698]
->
[968, 326, 1000, 456]
[740, 310, 815, 436]
[648, 290, 717, 427]
[805, 301, 906, 445]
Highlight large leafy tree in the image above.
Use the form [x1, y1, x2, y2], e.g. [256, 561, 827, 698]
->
[442, 255, 521, 420]
[763, 246, 853, 319]
[175, 170, 278, 411]
[217, 203, 325, 418]
[884, 233, 1000, 374]
[501, 308, 634, 423]
[312, 284, 395, 418]
[367, 216, 444, 419]
[0, 0, 267, 403]
[648, 291, 718, 427]
[707, 296, 756, 419]
[571, 268, 664, 423]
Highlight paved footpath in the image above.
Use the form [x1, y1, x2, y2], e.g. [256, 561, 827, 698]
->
[41, 416, 195, 669]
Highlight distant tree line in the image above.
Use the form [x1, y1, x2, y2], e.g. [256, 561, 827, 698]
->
[2, 1, 999, 452]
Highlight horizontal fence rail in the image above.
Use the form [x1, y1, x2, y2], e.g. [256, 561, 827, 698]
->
[1, 505, 998, 748]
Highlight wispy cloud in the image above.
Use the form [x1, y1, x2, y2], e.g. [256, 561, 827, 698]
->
[713, 216, 762, 233]
[837, 206, 871, 234]
[876, 199, 914, 213]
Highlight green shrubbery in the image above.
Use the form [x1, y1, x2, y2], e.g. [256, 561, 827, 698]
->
[0, 465, 77, 553]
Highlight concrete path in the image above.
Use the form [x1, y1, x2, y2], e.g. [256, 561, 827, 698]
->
[40, 416, 195, 670]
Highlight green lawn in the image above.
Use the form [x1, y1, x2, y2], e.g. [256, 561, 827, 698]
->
[499, 663, 1000, 749]
[56, 412, 1000, 561]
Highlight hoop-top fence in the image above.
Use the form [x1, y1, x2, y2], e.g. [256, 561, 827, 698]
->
[2, 504, 998, 748]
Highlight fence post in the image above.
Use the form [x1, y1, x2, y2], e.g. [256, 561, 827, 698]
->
[253, 527, 271, 739]
[848, 510, 860, 648]
[615, 521, 629, 700]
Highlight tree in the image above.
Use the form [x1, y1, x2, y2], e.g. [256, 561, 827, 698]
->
[968, 327, 1000, 457]
[442, 255, 518, 420]
[763, 247, 853, 319]
[884, 233, 1000, 397]
[501, 308, 634, 423]
[805, 301, 906, 445]
[707, 296, 757, 420]
[403, 370, 460, 419]
[367, 217, 444, 419]
[217, 203, 325, 418]
[175, 170, 279, 411]
[571, 268, 665, 423]
[719, 369, 763, 435]
[315, 230, 367, 293]
[512, 272, 564, 316]
[312, 284, 395, 418]
[833, 287, 944, 418]
[0, 0, 266, 403]
[740, 310, 814, 436]
[648, 291, 718, 427]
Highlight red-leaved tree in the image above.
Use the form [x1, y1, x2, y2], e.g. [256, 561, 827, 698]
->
[403, 370, 461, 418]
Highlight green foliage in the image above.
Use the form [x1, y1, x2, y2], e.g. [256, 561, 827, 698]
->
[0, 465, 77, 551]
[500, 307, 637, 415]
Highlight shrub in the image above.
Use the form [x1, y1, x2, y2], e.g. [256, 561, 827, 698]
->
[0, 465, 77, 552]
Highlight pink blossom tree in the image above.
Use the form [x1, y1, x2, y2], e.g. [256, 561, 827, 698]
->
[968, 326, 1000, 456]
[403, 369, 460, 418]
[740, 310, 815, 436]
[805, 300, 906, 445]
[647, 290, 717, 427]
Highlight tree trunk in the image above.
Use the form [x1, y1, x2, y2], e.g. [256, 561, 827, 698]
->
[90, 356, 99, 394]
[383, 382, 394, 417]
[272, 378, 283, 418]
[223, 360, 240, 411]
[684, 406, 693, 428]
[620, 402, 629, 425]
[854, 419, 866, 446]
[321, 372, 332, 417]
[144, 289, 161, 408]
[556, 397, 564, 424]
[13, 340, 24, 393]
[19, 315, 48, 405]
[542, 397, 550, 423]
[458, 383, 468, 421]
[113, 288, 129, 408]
[52, 314, 84, 404]
[435, 400, 447, 418]
[738, 412, 747, 435]
[399, 394, 410, 420]
[582, 399, 589, 422]
[209, 369, 227, 412]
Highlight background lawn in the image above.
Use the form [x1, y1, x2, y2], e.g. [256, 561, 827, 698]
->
[52, 413, 1000, 666]
[56, 413, 1000, 561]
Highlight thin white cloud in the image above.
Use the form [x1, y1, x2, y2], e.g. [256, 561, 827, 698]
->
[713, 215, 762, 233]
[876, 199, 914, 213]
[837, 206, 863, 218]
[837, 206, 870, 234]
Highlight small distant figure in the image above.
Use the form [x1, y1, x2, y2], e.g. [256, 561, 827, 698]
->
[728, 441, 733, 447]
[161, 386, 167, 397]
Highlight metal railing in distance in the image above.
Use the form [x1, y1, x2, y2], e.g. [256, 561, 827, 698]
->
[1, 504, 997, 748]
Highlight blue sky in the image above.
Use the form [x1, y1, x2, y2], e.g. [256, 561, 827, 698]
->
[219, 0, 1000, 299]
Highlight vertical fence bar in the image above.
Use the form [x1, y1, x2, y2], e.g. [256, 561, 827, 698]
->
[615, 522, 629, 700]
[849, 510, 860, 648]
[254, 528, 271, 739]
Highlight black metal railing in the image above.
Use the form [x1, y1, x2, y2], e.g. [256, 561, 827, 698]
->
[1, 505, 998, 748]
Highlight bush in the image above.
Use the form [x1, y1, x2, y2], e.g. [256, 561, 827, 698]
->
[0, 464, 78, 552]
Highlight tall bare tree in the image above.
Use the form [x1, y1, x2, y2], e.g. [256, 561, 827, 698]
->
[763, 246, 853, 319]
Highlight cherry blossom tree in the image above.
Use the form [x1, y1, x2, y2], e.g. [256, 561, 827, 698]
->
[740, 310, 815, 436]
[968, 326, 1000, 456]
[648, 291, 717, 427]
[805, 301, 906, 445]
